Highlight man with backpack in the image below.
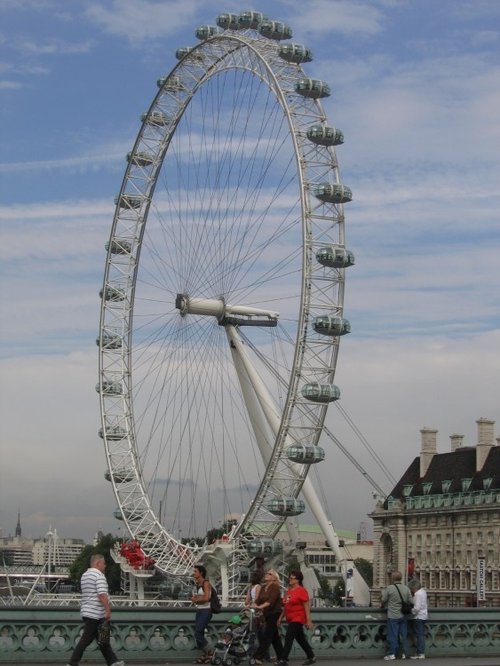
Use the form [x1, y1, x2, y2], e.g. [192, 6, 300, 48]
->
[381, 570, 413, 660]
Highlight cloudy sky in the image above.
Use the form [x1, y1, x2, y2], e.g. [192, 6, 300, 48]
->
[1, 0, 499, 544]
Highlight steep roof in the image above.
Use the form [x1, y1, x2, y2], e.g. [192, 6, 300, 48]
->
[385, 445, 499, 505]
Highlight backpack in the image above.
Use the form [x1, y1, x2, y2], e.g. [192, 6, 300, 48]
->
[395, 583, 412, 616]
[210, 585, 222, 613]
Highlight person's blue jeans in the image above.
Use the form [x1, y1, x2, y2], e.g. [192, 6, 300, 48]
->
[386, 617, 409, 656]
[194, 608, 213, 651]
[412, 619, 426, 655]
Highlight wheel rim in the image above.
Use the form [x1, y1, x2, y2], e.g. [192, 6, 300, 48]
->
[98, 22, 351, 577]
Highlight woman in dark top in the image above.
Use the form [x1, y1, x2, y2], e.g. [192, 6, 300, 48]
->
[253, 569, 284, 664]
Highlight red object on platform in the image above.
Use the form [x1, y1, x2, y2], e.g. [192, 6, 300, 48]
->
[119, 540, 155, 569]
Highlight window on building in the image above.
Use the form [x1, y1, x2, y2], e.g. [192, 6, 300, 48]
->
[461, 478, 472, 492]
[442, 480, 452, 493]
[483, 478, 492, 490]
[422, 482, 432, 495]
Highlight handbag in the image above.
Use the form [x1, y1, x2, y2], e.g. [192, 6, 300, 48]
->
[97, 621, 111, 647]
[395, 583, 413, 616]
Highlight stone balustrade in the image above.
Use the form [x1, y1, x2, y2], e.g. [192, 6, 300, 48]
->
[0, 606, 499, 662]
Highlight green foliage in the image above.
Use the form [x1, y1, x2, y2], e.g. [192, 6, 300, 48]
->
[69, 533, 122, 593]
[284, 556, 301, 575]
[314, 568, 335, 606]
[205, 520, 237, 545]
[332, 578, 345, 606]
[354, 557, 373, 587]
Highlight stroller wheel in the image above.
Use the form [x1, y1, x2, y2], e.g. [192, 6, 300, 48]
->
[212, 659, 222, 665]
[249, 660, 256, 666]
[224, 660, 233, 666]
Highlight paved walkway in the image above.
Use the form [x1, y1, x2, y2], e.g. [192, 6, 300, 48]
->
[2, 658, 499, 666]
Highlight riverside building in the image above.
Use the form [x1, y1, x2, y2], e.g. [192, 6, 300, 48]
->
[371, 417, 499, 606]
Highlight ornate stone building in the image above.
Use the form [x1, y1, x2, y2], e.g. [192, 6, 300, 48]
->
[371, 417, 499, 607]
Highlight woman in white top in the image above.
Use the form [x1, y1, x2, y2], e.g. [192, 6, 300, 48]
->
[245, 570, 263, 607]
[191, 564, 213, 663]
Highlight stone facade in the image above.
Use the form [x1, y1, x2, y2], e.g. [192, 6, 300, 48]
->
[371, 417, 500, 607]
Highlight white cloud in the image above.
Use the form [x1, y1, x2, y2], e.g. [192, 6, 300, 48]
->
[285, 0, 386, 36]
[85, 0, 208, 44]
[0, 0, 499, 544]
[13, 38, 94, 56]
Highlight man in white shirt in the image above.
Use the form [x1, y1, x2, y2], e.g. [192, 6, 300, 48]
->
[409, 579, 428, 660]
[67, 553, 125, 666]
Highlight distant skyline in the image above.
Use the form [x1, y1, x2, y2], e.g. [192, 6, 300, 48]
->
[1, 0, 499, 542]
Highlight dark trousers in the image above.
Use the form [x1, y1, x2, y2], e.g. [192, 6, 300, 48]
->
[281, 622, 314, 660]
[255, 610, 283, 660]
[68, 617, 118, 666]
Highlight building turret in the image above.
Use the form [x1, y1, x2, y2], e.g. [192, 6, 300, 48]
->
[15, 510, 21, 538]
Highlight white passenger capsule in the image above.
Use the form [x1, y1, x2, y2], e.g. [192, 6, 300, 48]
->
[278, 43, 313, 63]
[246, 538, 283, 556]
[312, 316, 351, 336]
[114, 193, 143, 209]
[105, 239, 132, 255]
[313, 183, 352, 204]
[295, 78, 330, 98]
[216, 13, 242, 30]
[259, 20, 293, 40]
[286, 445, 325, 464]
[267, 498, 305, 516]
[239, 11, 268, 29]
[307, 124, 344, 146]
[301, 382, 341, 403]
[316, 245, 355, 268]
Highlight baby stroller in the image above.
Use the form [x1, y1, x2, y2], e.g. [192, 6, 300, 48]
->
[211, 608, 258, 666]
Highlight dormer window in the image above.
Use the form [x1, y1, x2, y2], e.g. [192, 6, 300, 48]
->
[403, 484, 413, 497]
[483, 478, 492, 490]
[442, 480, 452, 493]
[422, 482, 433, 495]
[461, 478, 472, 492]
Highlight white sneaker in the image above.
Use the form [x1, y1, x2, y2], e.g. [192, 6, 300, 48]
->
[410, 656, 425, 660]
[384, 657, 396, 661]
[401, 655, 406, 660]
[111, 662, 126, 666]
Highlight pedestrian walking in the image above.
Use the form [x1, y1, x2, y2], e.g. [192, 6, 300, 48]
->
[191, 564, 213, 664]
[253, 569, 284, 664]
[277, 570, 315, 666]
[67, 553, 124, 666]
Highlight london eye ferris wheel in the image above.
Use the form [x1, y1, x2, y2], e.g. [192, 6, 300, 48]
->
[97, 10, 355, 598]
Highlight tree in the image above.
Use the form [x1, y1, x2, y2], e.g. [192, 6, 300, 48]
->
[354, 557, 373, 587]
[314, 569, 335, 606]
[69, 533, 122, 593]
